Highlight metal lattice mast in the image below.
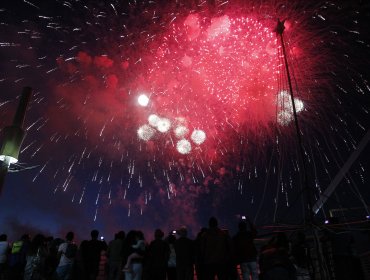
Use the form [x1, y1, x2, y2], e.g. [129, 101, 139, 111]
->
[274, 19, 330, 280]
[275, 19, 313, 221]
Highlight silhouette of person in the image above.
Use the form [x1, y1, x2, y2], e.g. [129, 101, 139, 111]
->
[232, 218, 258, 280]
[200, 217, 231, 280]
[80, 229, 107, 280]
[175, 226, 194, 280]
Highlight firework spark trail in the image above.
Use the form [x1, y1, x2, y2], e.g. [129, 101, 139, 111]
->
[32, 161, 48, 182]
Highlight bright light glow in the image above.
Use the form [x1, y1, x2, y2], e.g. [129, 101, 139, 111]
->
[176, 139, 191, 154]
[207, 15, 231, 39]
[157, 118, 171, 133]
[191, 129, 206, 145]
[277, 111, 294, 126]
[174, 125, 189, 138]
[277, 91, 305, 125]
[295, 99, 304, 112]
[148, 114, 161, 127]
[277, 91, 304, 113]
[148, 114, 160, 127]
[0, 155, 18, 164]
[138, 94, 149, 107]
[137, 124, 155, 141]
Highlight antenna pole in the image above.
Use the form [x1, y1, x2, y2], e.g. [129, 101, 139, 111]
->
[275, 19, 312, 219]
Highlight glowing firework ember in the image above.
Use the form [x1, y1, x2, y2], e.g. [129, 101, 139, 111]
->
[176, 139, 192, 154]
[174, 125, 189, 138]
[277, 90, 304, 126]
[137, 124, 155, 141]
[191, 129, 206, 145]
[156, 117, 171, 133]
[138, 94, 150, 107]
[148, 114, 160, 127]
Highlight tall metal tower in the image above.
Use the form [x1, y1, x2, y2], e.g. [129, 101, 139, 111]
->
[274, 19, 330, 279]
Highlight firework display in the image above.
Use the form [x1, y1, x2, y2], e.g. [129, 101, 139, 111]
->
[0, 0, 369, 233]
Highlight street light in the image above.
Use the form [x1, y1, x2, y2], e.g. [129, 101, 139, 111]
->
[0, 87, 32, 194]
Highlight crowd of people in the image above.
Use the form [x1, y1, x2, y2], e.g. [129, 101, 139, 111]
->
[0, 216, 350, 280]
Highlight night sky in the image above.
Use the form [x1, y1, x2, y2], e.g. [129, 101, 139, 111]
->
[0, 0, 369, 242]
